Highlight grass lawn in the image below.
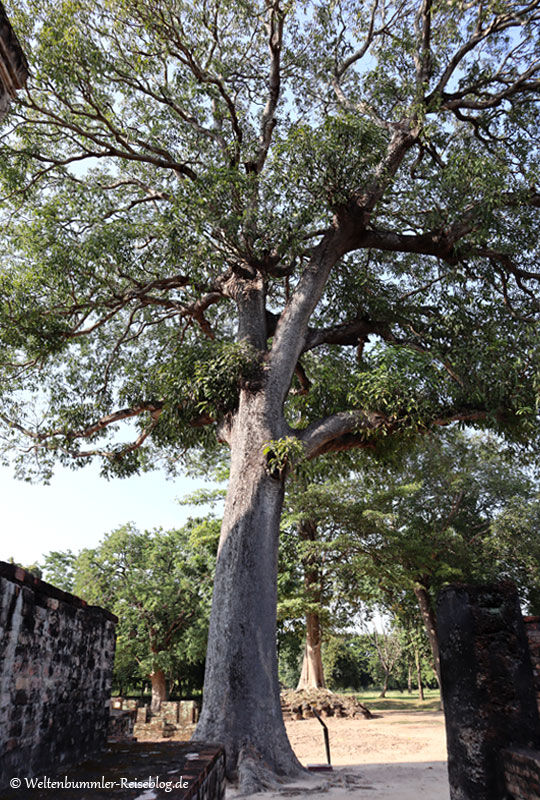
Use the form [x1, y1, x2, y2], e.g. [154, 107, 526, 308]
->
[351, 688, 441, 712]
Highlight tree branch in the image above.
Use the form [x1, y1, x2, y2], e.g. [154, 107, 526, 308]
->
[255, 0, 284, 173]
[414, 0, 433, 88]
[304, 317, 394, 352]
[18, 93, 199, 181]
[426, 2, 540, 104]
[300, 410, 394, 459]
[299, 406, 495, 460]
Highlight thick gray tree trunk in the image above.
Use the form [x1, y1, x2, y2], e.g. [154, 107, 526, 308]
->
[193, 235, 350, 791]
[150, 668, 167, 713]
[194, 390, 304, 792]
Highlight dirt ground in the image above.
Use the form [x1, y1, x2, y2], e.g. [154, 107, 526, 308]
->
[228, 710, 449, 799]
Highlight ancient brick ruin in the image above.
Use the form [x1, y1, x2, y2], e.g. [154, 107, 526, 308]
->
[525, 616, 540, 713]
[110, 696, 200, 740]
[437, 583, 540, 800]
[0, 1, 27, 119]
[0, 561, 117, 789]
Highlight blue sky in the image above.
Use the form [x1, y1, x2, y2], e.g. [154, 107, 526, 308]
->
[0, 461, 218, 566]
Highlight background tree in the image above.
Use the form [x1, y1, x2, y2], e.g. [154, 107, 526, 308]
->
[368, 626, 404, 697]
[2, 0, 540, 786]
[277, 452, 366, 690]
[395, 616, 435, 699]
[49, 520, 218, 711]
[321, 633, 373, 692]
[41, 550, 77, 592]
[296, 429, 540, 689]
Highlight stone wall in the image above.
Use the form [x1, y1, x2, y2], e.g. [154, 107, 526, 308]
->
[0, 561, 117, 788]
[108, 709, 136, 742]
[502, 619, 540, 799]
[525, 617, 540, 712]
[437, 582, 540, 800]
[502, 748, 540, 800]
[110, 697, 200, 739]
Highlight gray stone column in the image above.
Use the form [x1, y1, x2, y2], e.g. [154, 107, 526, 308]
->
[437, 583, 540, 800]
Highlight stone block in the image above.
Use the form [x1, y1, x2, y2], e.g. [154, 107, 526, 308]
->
[438, 583, 540, 800]
[502, 747, 540, 800]
[0, 561, 117, 789]
[162, 701, 180, 723]
[179, 700, 199, 724]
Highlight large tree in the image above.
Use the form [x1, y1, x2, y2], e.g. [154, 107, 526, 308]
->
[2, 0, 540, 788]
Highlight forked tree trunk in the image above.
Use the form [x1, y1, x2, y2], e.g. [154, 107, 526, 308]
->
[194, 391, 304, 792]
[296, 519, 326, 691]
[150, 668, 167, 713]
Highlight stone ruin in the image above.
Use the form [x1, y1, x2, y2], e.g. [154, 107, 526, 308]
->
[109, 696, 200, 741]
[437, 582, 540, 800]
[280, 687, 373, 720]
[0, 560, 117, 789]
[0, 561, 226, 799]
[524, 615, 540, 715]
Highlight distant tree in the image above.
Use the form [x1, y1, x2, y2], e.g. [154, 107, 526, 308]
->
[296, 430, 540, 689]
[368, 626, 404, 697]
[291, 517, 327, 691]
[322, 633, 373, 692]
[41, 550, 76, 592]
[69, 520, 218, 711]
[389, 602, 438, 698]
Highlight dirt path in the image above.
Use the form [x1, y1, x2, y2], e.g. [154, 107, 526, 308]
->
[228, 710, 449, 799]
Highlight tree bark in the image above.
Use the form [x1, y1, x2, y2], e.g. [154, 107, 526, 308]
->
[150, 668, 167, 713]
[414, 584, 442, 692]
[194, 390, 303, 792]
[296, 611, 326, 691]
[379, 673, 389, 698]
[296, 519, 326, 691]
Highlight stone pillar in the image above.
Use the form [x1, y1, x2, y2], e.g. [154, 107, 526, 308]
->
[524, 616, 540, 714]
[437, 583, 540, 800]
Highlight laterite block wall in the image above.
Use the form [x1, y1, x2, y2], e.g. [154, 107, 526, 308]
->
[0, 561, 117, 788]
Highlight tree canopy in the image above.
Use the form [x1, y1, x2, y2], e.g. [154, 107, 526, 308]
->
[1, 0, 540, 472]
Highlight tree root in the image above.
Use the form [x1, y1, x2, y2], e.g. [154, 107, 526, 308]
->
[236, 745, 306, 796]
